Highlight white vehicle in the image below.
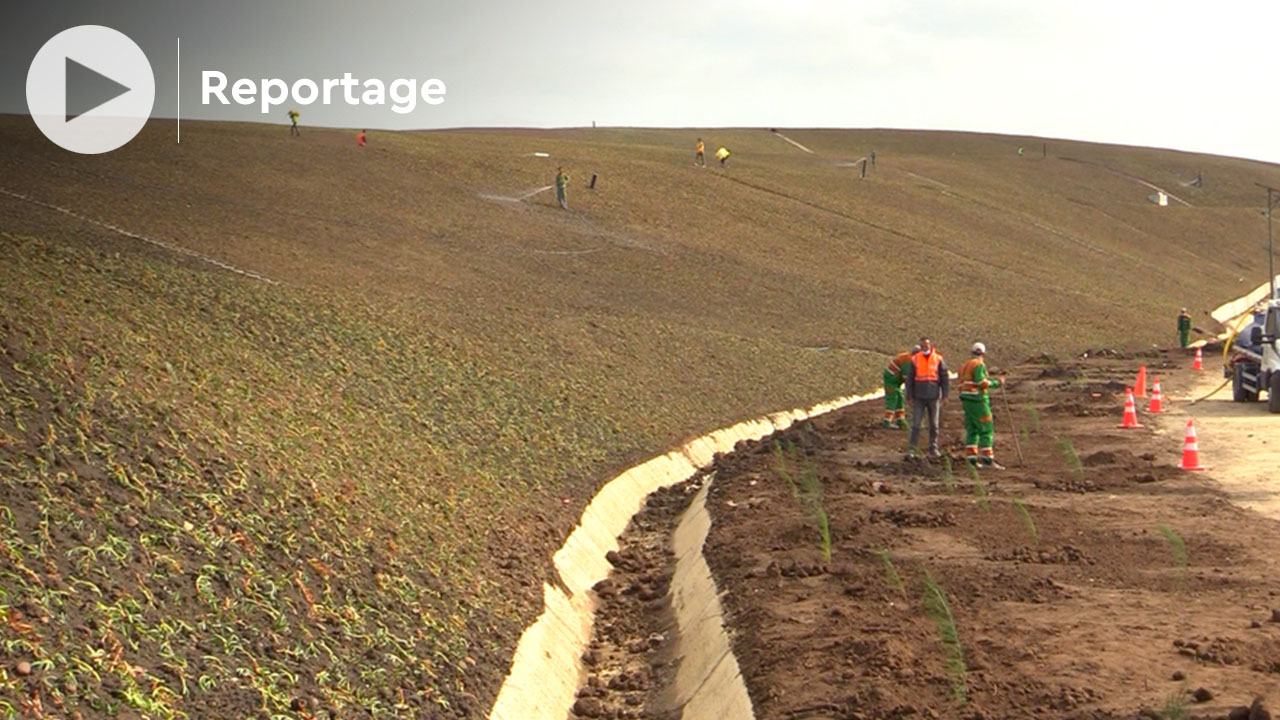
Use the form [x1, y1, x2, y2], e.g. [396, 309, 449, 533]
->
[1231, 298, 1280, 413]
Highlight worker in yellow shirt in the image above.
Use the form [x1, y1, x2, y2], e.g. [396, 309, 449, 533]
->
[716, 146, 730, 167]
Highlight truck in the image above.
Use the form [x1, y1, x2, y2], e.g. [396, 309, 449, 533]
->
[1229, 298, 1280, 413]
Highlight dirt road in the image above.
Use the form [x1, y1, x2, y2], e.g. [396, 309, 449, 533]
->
[1164, 369, 1280, 519]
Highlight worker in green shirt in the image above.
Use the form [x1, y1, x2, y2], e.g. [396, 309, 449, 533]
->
[958, 342, 1005, 469]
[1178, 308, 1193, 348]
[556, 167, 569, 210]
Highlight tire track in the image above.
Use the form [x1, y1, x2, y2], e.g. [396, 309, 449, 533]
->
[708, 171, 1027, 278]
[902, 170, 1131, 261]
[1058, 156, 1193, 207]
[0, 187, 279, 284]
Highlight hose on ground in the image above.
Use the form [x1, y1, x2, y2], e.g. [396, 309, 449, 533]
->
[1189, 379, 1230, 405]
[1191, 305, 1262, 405]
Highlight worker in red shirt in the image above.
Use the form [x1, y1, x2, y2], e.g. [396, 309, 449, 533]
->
[357, 129, 367, 147]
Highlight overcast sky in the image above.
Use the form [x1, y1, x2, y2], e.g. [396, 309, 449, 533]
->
[4, 1, 1280, 163]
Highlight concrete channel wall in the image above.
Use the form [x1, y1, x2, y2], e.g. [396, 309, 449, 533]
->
[488, 390, 882, 720]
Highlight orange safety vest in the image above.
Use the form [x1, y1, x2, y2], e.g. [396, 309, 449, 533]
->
[958, 358, 989, 395]
[912, 350, 942, 383]
[697, 141, 704, 153]
[887, 351, 913, 376]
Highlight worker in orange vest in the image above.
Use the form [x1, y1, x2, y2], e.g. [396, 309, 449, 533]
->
[904, 337, 949, 458]
[357, 129, 367, 147]
[882, 345, 920, 428]
[695, 138, 706, 167]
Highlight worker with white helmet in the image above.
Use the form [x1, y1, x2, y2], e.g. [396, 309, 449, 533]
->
[958, 342, 1006, 469]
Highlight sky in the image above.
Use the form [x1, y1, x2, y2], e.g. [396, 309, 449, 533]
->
[4, 0, 1280, 163]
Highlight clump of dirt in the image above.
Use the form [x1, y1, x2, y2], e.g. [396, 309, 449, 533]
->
[987, 545, 1093, 565]
[1033, 477, 1103, 493]
[869, 508, 957, 527]
[1047, 399, 1113, 417]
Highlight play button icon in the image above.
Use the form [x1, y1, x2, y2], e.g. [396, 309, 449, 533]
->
[65, 58, 133, 122]
[27, 25, 155, 154]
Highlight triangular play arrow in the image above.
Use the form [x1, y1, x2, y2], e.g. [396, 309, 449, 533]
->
[65, 57, 131, 122]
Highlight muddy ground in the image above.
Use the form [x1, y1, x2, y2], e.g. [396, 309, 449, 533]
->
[701, 347, 1280, 719]
[582, 347, 1280, 720]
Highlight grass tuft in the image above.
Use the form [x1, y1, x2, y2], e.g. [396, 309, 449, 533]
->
[877, 549, 907, 601]
[1057, 435, 1084, 481]
[967, 462, 989, 510]
[1013, 499, 1038, 547]
[922, 572, 967, 704]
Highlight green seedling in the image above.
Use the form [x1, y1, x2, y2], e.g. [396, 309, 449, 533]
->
[814, 505, 832, 562]
[941, 455, 955, 493]
[1057, 436, 1084, 481]
[1024, 402, 1040, 433]
[773, 439, 799, 498]
[877, 549, 907, 601]
[797, 461, 831, 561]
[922, 572, 967, 704]
[967, 462, 989, 510]
[1161, 688, 1189, 720]
[1157, 524, 1189, 588]
[1012, 499, 1038, 547]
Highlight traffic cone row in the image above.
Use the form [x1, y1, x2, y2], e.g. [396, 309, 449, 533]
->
[1117, 388, 1143, 429]
[1111, 362, 1204, 470]
[1180, 419, 1206, 471]
[1147, 377, 1164, 414]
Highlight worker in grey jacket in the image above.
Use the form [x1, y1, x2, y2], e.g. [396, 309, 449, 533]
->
[904, 337, 949, 458]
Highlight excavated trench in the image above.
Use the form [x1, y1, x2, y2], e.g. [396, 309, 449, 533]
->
[487, 390, 881, 720]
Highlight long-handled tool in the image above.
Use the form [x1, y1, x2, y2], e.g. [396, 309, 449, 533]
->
[999, 383, 1026, 466]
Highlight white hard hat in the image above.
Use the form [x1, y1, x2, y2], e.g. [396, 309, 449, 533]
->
[972, 342, 986, 355]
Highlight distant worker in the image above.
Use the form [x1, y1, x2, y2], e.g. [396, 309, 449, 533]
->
[696, 138, 706, 167]
[882, 345, 920, 428]
[904, 337, 949, 459]
[870, 150, 876, 168]
[958, 342, 1005, 469]
[716, 146, 730, 167]
[1178, 307, 1193, 348]
[357, 129, 367, 147]
[556, 166, 570, 210]
[1017, 146, 1024, 156]
[288, 109, 300, 137]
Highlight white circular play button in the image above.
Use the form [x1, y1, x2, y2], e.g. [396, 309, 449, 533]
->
[26, 25, 155, 154]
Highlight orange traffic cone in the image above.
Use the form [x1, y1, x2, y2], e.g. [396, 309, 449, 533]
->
[1193, 347, 1203, 371]
[1118, 388, 1143, 428]
[1179, 419, 1205, 471]
[1134, 365, 1147, 397]
[1148, 377, 1165, 414]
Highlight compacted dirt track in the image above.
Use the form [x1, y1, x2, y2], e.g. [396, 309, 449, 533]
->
[693, 348, 1280, 719]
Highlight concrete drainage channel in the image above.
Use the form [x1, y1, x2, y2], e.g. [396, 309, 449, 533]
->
[487, 390, 880, 720]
